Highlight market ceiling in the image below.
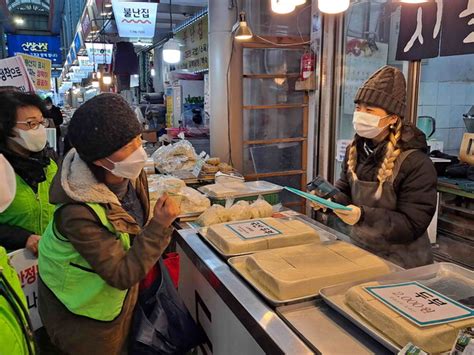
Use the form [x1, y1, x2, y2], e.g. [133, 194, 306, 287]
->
[0, 0, 63, 34]
[90, 0, 207, 45]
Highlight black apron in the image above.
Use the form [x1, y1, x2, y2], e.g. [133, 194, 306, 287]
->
[349, 149, 434, 269]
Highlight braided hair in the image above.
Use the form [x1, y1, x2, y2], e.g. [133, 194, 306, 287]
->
[347, 118, 403, 200]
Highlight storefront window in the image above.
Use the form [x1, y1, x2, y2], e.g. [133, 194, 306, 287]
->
[336, 0, 403, 179]
[418, 54, 474, 155]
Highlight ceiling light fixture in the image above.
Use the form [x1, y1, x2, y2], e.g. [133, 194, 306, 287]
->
[318, 0, 350, 14]
[102, 74, 112, 85]
[234, 11, 253, 40]
[13, 17, 24, 25]
[163, 39, 181, 64]
[271, 0, 296, 14]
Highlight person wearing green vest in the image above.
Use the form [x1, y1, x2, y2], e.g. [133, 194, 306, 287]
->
[38, 94, 179, 354]
[0, 91, 57, 255]
[0, 155, 36, 354]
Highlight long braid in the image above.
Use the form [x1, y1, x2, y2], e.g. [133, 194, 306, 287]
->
[347, 142, 359, 181]
[375, 119, 403, 199]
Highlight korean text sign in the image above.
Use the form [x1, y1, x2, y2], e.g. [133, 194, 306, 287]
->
[0, 56, 35, 92]
[85, 42, 114, 64]
[112, 0, 158, 38]
[8, 249, 42, 331]
[174, 14, 209, 72]
[7, 34, 62, 65]
[397, 0, 474, 60]
[365, 282, 474, 327]
[19, 54, 52, 91]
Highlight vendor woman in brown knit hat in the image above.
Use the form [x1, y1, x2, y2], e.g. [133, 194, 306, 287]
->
[37, 93, 180, 353]
[314, 66, 437, 269]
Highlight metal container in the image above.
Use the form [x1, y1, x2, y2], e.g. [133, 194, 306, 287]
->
[319, 263, 474, 352]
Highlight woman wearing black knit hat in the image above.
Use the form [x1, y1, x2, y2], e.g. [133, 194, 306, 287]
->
[37, 93, 180, 354]
[313, 66, 437, 269]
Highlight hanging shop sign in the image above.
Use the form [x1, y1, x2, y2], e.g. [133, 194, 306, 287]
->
[82, 11, 92, 39]
[19, 54, 52, 91]
[70, 66, 89, 79]
[111, 0, 158, 38]
[0, 56, 35, 92]
[73, 32, 83, 56]
[78, 56, 95, 72]
[6, 34, 62, 65]
[69, 46, 77, 64]
[397, 0, 474, 60]
[85, 42, 113, 64]
[174, 14, 209, 72]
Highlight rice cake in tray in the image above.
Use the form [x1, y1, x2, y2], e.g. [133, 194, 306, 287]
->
[205, 218, 320, 255]
[345, 282, 474, 354]
[245, 242, 392, 300]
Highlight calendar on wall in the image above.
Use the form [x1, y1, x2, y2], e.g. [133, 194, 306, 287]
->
[343, 38, 389, 115]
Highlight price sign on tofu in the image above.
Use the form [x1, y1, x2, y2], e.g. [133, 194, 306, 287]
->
[225, 220, 282, 240]
[365, 282, 474, 327]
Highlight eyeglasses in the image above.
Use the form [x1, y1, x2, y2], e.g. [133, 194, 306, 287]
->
[16, 119, 49, 130]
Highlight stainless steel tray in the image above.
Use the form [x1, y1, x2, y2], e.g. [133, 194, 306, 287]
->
[276, 300, 393, 354]
[198, 216, 336, 259]
[319, 262, 474, 352]
[198, 181, 282, 199]
[228, 243, 402, 307]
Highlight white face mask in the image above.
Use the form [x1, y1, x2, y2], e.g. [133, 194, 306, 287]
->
[0, 154, 16, 213]
[353, 111, 390, 139]
[104, 146, 147, 180]
[11, 126, 48, 152]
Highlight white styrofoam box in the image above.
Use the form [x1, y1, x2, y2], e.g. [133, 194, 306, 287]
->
[450, 106, 468, 128]
[435, 105, 451, 128]
[427, 140, 444, 152]
[437, 82, 452, 105]
[450, 83, 468, 106]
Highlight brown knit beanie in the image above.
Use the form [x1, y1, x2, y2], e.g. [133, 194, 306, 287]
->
[354, 65, 407, 118]
[68, 93, 142, 162]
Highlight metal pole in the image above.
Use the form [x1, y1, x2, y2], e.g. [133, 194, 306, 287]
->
[0, 23, 6, 59]
[406, 60, 421, 125]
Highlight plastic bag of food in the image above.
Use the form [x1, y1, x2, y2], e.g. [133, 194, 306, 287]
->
[180, 187, 211, 214]
[249, 197, 274, 219]
[228, 200, 252, 221]
[196, 205, 231, 226]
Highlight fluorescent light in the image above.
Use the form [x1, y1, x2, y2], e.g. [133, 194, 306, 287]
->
[294, 0, 307, 5]
[102, 75, 112, 85]
[163, 39, 181, 64]
[150, 68, 156, 77]
[13, 17, 24, 25]
[235, 12, 253, 40]
[105, 3, 112, 7]
[318, 0, 350, 14]
[271, 0, 296, 14]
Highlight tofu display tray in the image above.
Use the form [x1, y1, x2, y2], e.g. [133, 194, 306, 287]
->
[228, 242, 402, 307]
[319, 263, 474, 352]
[198, 217, 336, 259]
[198, 181, 282, 199]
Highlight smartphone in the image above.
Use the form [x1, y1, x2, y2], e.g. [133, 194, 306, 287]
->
[306, 176, 339, 199]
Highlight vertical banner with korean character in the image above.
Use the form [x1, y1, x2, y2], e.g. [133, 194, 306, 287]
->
[19, 54, 52, 91]
[111, 0, 158, 38]
[8, 249, 42, 331]
[396, 0, 474, 60]
[174, 14, 209, 72]
[0, 56, 35, 92]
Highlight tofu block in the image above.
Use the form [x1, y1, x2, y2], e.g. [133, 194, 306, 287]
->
[245, 242, 391, 300]
[345, 283, 474, 353]
[206, 218, 319, 254]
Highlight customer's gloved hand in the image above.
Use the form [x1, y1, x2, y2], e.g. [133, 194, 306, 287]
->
[309, 191, 328, 212]
[333, 205, 361, 226]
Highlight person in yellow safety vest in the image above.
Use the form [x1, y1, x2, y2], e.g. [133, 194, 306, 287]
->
[0, 153, 36, 354]
[0, 91, 58, 255]
[38, 94, 180, 354]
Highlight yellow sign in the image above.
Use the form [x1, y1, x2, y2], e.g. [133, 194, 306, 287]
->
[174, 14, 208, 72]
[19, 54, 52, 91]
